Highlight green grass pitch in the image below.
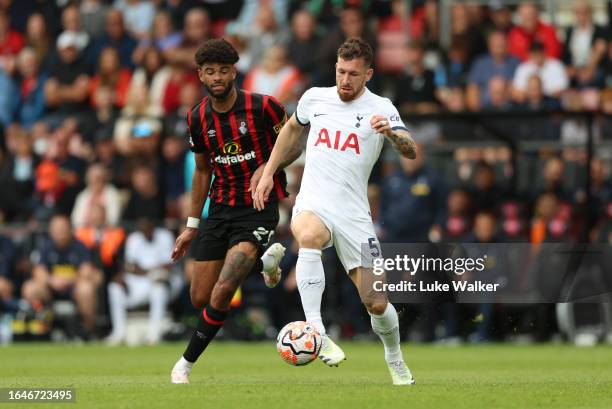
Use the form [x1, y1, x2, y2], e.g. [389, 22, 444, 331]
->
[1, 342, 612, 409]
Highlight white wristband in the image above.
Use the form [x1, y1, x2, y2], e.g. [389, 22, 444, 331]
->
[186, 217, 200, 229]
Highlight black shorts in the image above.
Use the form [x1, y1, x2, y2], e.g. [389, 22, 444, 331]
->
[191, 202, 280, 261]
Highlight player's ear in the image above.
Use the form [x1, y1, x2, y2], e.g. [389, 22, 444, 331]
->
[365, 67, 374, 81]
[197, 67, 205, 83]
[231, 65, 237, 80]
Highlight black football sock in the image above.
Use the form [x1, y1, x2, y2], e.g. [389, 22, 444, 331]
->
[183, 305, 228, 363]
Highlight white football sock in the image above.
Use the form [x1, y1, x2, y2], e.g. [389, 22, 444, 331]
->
[370, 303, 403, 363]
[261, 252, 275, 272]
[296, 248, 326, 336]
[108, 282, 127, 338]
[174, 356, 194, 371]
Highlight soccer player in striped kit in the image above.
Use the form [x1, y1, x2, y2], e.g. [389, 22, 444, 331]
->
[170, 39, 302, 383]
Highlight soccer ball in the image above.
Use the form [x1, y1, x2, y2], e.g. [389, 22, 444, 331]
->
[276, 321, 322, 366]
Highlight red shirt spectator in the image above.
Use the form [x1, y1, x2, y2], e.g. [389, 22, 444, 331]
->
[0, 12, 24, 56]
[507, 3, 562, 61]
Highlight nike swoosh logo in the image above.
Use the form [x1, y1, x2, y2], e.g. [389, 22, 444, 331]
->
[313, 113, 327, 117]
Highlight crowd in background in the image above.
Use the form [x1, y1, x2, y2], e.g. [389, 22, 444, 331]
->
[0, 0, 611, 344]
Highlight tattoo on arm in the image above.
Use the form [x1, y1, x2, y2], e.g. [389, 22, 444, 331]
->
[386, 130, 417, 159]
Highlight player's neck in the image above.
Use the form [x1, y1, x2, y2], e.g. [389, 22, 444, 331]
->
[211, 87, 238, 113]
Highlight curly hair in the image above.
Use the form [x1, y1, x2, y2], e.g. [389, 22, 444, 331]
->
[337, 38, 373, 68]
[194, 38, 239, 67]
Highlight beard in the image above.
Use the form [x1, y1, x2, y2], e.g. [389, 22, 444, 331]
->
[336, 83, 364, 102]
[205, 80, 234, 100]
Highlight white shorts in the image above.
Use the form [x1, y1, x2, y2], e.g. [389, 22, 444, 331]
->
[292, 202, 380, 272]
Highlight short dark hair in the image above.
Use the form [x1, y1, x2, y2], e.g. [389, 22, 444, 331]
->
[337, 37, 373, 67]
[195, 38, 239, 67]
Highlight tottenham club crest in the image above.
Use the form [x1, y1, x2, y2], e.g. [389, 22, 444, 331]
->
[239, 121, 248, 135]
[355, 114, 363, 128]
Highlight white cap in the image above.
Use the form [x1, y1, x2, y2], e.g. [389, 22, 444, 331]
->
[57, 31, 82, 51]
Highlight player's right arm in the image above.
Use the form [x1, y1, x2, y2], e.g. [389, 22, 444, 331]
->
[172, 151, 213, 261]
[253, 113, 304, 210]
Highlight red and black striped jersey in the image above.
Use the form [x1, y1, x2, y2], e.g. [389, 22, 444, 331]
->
[187, 89, 289, 207]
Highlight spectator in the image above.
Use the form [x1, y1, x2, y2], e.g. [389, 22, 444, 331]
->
[75, 203, 125, 280]
[514, 75, 561, 140]
[516, 75, 562, 111]
[162, 83, 199, 216]
[22, 215, 102, 333]
[4, 126, 39, 220]
[376, 0, 412, 75]
[43, 32, 91, 128]
[380, 145, 447, 242]
[15, 47, 47, 129]
[132, 10, 182, 66]
[71, 164, 122, 228]
[395, 40, 439, 114]
[485, 76, 513, 111]
[89, 47, 131, 108]
[61, 5, 91, 52]
[79, 85, 120, 145]
[113, 0, 156, 40]
[113, 83, 163, 157]
[125, 46, 170, 114]
[0, 233, 18, 312]
[450, 3, 487, 64]
[562, 0, 609, 88]
[107, 217, 175, 345]
[243, 45, 303, 112]
[408, 0, 440, 48]
[512, 42, 568, 103]
[576, 157, 612, 217]
[0, 11, 24, 73]
[163, 8, 210, 67]
[93, 132, 128, 189]
[122, 166, 165, 222]
[24, 13, 52, 72]
[435, 39, 471, 94]
[89, 9, 137, 69]
[530, 192, 567, 244]
[468, 161, 505, 212]
[0, 67, 17, 126]
[35, 126, 86, 219]
[531, 157, 573, 203]
[464, 211, 503, 342]
[79, 0, 109, 39]
[467, 30, 520, 111]
[488, 2, 514, 33]
[243, 4, 290, 69]
[316, 7, 376, 87]
[507, 2, 562, 61]
[444, 188, 472, 240]
[287, 9, 321, 85]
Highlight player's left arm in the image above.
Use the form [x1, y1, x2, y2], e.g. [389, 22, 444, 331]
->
[370, 114, 417, 159]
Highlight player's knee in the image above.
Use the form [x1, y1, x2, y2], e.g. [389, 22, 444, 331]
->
[295, 231, 326, 249]
[190, 287, 209, 309]
[364, 300, 387, 316]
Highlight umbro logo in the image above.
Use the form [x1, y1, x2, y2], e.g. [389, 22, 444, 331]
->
[313, 113, 327, 117]
[207, 129, 216, 136]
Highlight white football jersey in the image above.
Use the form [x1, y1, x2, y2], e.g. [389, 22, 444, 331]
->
[295, 86, 407, 218]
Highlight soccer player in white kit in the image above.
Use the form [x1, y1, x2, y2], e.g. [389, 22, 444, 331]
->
[253, 38, 417, 385]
